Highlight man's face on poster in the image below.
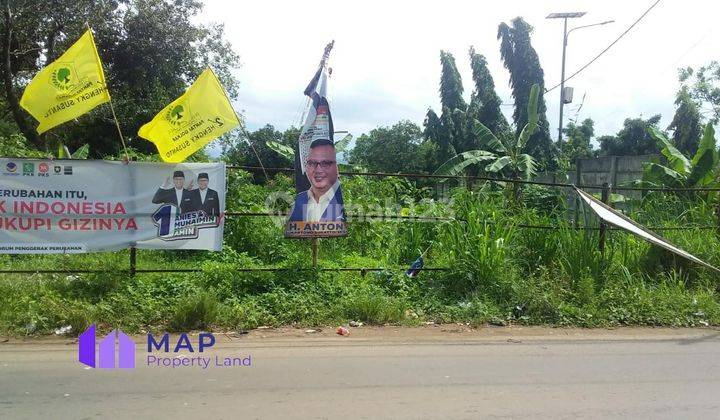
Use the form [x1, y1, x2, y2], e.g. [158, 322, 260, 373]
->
[198, 178, 208, 190]
[306, 144, 338, 196]
[173, 176, 184, 189]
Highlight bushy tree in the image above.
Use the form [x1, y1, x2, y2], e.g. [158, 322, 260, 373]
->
[1, 0, 239, 157]
[679, 61, 720, 124]
[561, 118, 596, 164]
[439, 50, 467, 113]
[423, 108, 454, 165]
[598, 115, 662, 156]
[348, 120, 435, 173]
[468, 46, 509, 139]
[497, 17, 554, 166]
[668, 86, 703, 156]
[224, 125, 299, 183]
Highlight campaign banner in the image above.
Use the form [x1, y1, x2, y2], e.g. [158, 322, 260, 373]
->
[0, 159, 225, 253]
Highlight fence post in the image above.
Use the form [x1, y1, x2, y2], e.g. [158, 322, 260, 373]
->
[129, 247, 137, 276]
[574, 160, 582, 228]
[311, 238, 318, 269]
[609, 156, 619, 193]
[716, 200, 720, 235]
[599, 182, 610, 254]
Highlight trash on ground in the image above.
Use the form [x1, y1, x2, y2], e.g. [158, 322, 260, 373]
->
[54, 325, 72, 335]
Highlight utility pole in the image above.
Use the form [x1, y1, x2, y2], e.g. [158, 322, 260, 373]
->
[547, 12, 614, 147]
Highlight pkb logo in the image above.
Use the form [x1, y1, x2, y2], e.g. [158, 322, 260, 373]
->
[78, 324, 135, 369]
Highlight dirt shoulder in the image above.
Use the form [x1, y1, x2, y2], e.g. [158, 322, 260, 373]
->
[2, 325, 720, 348]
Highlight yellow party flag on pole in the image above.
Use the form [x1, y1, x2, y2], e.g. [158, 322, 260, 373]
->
[20, 29, 110, 134]
[138, 68, 240, 162]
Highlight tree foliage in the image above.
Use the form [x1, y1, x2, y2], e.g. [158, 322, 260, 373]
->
[435, 83, 541, 182]
[561, 118, 595, 164]
[668, 86, 703, 156]
[349, 120, 436, 174]
[438, 50, 466, 113]
[679, 61, 720, 124]
[468, 46, 509, 139]
[639, 124, 718, 191]
[598, 115, 663, 156]
[1, 0, 239, 157]
[223, 124, 300, 183]
[497, 17, 554, 165]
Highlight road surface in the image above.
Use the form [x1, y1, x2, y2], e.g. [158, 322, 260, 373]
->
[1, 326, 719, 419]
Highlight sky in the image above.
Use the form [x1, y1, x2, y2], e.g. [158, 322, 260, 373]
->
[198, 0, 718, 148]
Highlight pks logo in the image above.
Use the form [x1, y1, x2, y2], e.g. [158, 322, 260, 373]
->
[78, 324, 135, 369]
[39, 163, 49, 173]
[22, 162, 34, 176]
[6, 162, 16, 172]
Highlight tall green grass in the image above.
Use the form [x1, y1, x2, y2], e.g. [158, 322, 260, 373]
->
[1, 174, 719, 335]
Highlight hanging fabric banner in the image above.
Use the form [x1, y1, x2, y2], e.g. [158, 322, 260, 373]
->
[0, 159, 225, 253]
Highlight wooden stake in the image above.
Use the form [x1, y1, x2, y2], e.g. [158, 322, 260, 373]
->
[599, 182, 610, 254]
[311, 238, 318, 269]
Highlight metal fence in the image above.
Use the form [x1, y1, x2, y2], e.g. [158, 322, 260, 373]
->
[3, 161, 719, 276]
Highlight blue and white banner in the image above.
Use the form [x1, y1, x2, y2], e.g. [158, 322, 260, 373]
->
[298, 65, 334, 176]
[0, 159, 225, 253]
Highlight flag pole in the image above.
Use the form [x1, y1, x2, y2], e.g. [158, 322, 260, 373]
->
[107, 96, 130, 163]
[84, 23, 130, 162]
[207, 66, 269, 180]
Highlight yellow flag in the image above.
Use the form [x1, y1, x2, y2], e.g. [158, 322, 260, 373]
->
[20, 29, 110, 134]
[138, 68, 239, 162]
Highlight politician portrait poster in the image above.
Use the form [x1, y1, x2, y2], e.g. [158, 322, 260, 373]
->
[284, 63, 347, 238]
[284, 138, 347, 238]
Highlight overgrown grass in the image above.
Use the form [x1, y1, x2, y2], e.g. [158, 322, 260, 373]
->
[1, 174, 719, 335]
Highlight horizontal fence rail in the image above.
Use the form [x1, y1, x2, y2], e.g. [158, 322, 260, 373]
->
[1, 159, 717, 276]
[229, 165, 720, 192]
[0, 267, 451, 275]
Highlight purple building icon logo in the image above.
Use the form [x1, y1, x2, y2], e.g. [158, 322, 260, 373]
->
[78, 324, 135, 369]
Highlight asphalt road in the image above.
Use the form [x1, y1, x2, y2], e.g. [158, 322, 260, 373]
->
[1, 327, 719, 419]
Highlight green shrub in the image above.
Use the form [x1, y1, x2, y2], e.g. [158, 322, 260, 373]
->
[168, 290, 219, 331]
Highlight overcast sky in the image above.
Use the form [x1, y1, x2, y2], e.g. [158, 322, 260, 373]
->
[199, 0, 717, 146]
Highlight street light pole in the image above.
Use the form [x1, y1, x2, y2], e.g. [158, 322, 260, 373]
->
[558, 17, 569, 147]
[548, 12, 614, 148]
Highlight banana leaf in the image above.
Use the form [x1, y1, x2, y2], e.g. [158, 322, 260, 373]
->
[647, 126, 690, 175]
[473, 120, 506, 154]
[515, 153, 536, 181]
[517, 84, 539, 150]
[485, 155, 512, 174]
[266, 140, 294, 162]
[433, 150, 497, 179]
[334, 134, 353, 152]
[642, 162, 683, 188]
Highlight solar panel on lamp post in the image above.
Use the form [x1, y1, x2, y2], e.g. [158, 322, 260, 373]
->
[546, 12, 614, 148]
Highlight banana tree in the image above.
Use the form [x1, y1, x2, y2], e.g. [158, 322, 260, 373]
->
[434, 84, 540, 183]
[266, 134, 365, 171]
[57, 143, 90, 159]
[639, 124, 718, 193]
